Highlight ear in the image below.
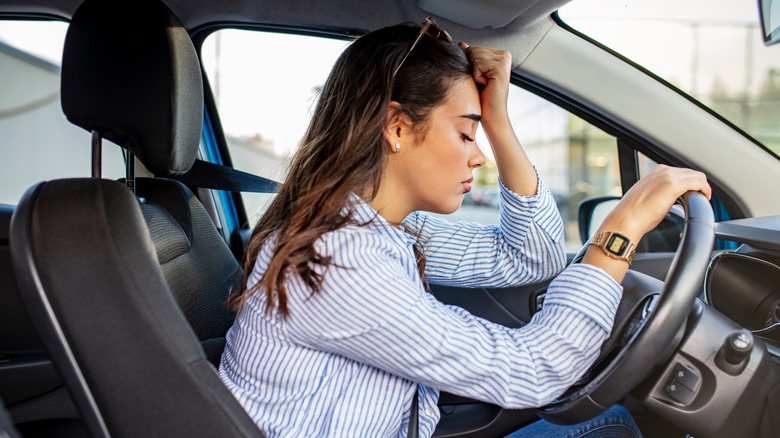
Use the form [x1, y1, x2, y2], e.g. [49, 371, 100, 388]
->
[383, 101, 413, 152]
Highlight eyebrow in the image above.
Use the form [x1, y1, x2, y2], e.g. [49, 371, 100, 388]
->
[460, 114, 481, 122]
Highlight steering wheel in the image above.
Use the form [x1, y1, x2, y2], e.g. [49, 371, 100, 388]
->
[536, 191, 715, 424]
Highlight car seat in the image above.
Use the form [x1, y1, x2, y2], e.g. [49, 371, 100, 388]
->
[8, 0, 263, 436]
[0, 396, 21, 438]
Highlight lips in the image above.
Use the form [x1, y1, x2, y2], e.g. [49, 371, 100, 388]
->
[462, 176, 473, 193]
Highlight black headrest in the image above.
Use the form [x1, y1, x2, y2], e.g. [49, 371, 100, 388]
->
[61, 0, 203, 176]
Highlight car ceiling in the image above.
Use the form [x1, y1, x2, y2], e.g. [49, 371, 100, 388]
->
[0, 0, 571, 65]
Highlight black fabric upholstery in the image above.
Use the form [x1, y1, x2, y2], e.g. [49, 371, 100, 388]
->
[136, 177, 239, 367]
[60, 0, 202, 176]
[0, 396, 21, 438]
[0, 204, 44, 355]
[10, 179, 262, 438]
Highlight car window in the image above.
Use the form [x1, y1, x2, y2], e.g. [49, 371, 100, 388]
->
[559, 0, 780, 157]
[0, 20, 126, 205]
[201, 29, 620, 252]
[496, 87, 620, 252]
[201, 30, 350, 225]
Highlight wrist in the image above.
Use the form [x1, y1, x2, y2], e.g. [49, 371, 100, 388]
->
[581, 247, 630, 283]
[481, 111, 511, 133]
[589, 231, 636, 265]
[596, 215, 643, 243]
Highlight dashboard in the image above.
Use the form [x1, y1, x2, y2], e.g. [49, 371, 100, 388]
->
[709, 216, 780, 349]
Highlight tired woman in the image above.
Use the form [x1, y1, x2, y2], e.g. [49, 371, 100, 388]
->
[219, 18, 710, 437]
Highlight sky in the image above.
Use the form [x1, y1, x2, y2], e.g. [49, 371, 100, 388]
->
[560, 0, 779, 97]
[0, 21, 68, 64]
[200, 31, 350, 156]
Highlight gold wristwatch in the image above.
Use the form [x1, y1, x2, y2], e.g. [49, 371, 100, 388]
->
[589, 231, 636, 265]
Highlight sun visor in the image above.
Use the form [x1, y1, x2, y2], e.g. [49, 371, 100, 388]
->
[418, 0, 566, 29]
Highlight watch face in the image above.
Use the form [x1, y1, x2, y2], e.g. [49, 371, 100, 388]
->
[606, 233, 629, 256]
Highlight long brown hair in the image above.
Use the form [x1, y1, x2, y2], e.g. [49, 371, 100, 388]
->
[227, 23, 473, 315]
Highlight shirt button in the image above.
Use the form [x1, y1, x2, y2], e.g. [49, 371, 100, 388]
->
[424, 407, 434, 416]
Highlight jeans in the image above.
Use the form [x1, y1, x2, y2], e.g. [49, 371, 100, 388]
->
[504, 405, 643, 438]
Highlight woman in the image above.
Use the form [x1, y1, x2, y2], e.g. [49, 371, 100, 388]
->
[219, 18, 710, 437]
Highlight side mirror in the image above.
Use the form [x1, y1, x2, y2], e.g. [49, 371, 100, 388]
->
[578, 195, 621, 244]
[578, 195, 685, 253]
[760, 0, 780, 46]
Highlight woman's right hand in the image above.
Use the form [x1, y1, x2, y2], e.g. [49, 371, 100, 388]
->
[601, 165, 711, 240]
[582, 165, 711, 283]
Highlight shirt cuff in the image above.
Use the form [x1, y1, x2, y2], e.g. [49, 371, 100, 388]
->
[541, 263, 623, 333]
[498, 172, 563, 246]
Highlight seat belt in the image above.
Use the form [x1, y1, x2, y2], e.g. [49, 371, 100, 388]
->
[172, 159, 279, 193]
[408, 388, 419, 438]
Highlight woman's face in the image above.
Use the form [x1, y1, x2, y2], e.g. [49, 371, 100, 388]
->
[393, 77, 486, 215]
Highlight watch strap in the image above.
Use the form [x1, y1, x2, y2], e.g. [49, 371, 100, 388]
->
[589, 231, 636, 265]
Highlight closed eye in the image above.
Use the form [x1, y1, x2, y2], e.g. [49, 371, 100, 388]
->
[462, 133, 475, 142]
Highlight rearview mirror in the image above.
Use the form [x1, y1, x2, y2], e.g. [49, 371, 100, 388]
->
[578, 196, 684, 253]
[760, 0, 780, 46]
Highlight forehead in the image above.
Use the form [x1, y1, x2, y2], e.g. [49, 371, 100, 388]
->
[433, 78, 481, 120]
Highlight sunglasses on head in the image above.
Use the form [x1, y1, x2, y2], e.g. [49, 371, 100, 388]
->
[393, 16, 453, 78]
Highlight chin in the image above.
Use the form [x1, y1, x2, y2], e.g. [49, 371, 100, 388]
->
[428, 198, 463, 215]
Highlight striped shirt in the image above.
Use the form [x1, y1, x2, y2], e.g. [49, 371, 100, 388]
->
[219, 178, 622, 437]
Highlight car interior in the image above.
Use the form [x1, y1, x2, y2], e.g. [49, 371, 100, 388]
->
[1, 0, 779, 437]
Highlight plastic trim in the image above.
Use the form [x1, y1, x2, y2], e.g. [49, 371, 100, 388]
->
[200, 109, 238, 239]
[8, 183, 109, 438]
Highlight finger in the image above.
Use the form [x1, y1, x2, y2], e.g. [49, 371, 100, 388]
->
[458, 41, 469, 50]
[470, 49, 511, 78]
[605, 166, 711, 238]
[465, 50, 491, 84]
[471, 61, 489, 86]
[469, 54, 500, 82]
[674, 170, 711, 201]
[644, 165, 710, 196]
[688, 169, 711, 200]
[657, 167, 711, 201]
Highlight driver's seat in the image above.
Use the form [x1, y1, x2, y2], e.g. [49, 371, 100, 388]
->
[9, 0, 262, 436]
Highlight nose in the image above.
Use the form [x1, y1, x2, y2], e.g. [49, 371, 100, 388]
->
[470, 141, 486, 169]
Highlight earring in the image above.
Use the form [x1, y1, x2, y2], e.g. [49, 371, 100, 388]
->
[394, 143, 400, 153]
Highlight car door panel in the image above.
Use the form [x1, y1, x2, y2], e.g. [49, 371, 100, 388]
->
[431, 281, 546, 437]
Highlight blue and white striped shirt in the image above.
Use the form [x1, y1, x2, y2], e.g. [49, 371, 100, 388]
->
[219, 178, 622, 437]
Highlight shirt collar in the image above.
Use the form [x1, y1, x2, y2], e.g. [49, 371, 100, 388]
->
[347, 194, 417, 247]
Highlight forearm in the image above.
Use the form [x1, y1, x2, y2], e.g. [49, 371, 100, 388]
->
[483, 114, 538, 197]
[292, 264, 621, 409]
[411, 177, 565, 287]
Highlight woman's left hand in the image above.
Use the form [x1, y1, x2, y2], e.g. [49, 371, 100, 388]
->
[459, 43, 539, 196]
[458, 42, 512, 129]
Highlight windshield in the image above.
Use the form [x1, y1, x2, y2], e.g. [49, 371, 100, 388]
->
[559, 0, 780, 157]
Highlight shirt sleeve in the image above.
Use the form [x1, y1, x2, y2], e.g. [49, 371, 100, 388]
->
[282, 228, 622, 409]
[402, 175, 566, 288]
